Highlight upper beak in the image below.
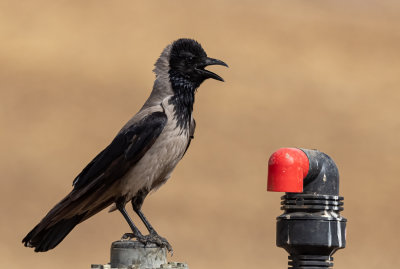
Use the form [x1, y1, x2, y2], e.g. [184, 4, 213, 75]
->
[196, 57, 229, 82]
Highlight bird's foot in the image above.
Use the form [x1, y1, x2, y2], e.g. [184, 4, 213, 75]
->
[122, 232, 173, 254]
[140, 233, 173, 254]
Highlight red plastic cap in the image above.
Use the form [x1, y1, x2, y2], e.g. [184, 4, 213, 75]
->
[267, 148, 310, 192]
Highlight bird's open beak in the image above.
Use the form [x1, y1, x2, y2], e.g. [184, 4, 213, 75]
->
[196, 57, 229, 82]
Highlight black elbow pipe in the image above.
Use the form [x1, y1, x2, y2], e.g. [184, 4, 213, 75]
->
[267, 148, 347, 268]
[302, 149, 340, 196]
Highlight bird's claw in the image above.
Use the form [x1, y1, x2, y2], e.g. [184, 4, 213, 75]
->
[140, 233, 173, 255]
[121, 233, 136, 240]
[120, 232, 173, 255]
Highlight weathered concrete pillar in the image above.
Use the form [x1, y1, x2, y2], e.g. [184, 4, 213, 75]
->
[91, 240, 189, 269]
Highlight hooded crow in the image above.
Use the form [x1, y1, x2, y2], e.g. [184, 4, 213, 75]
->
[22, 38, 227, 253]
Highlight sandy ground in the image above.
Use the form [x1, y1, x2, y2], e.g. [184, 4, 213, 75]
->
[1, 1, 400, 268]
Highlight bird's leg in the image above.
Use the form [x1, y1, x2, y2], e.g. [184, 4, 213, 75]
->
[131, 190, 159, 235]
[116, 199, 144, 241]
[131, 190, 173, 253]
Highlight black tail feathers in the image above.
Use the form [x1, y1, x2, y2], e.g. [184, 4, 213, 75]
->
[22, 215, 83, 252]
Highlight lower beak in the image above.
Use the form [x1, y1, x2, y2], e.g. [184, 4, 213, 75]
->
[196, 57, 229, 82]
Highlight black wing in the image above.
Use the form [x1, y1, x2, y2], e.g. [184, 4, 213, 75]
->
[22, 112, 167, 252]
[72, 111, 167, 189]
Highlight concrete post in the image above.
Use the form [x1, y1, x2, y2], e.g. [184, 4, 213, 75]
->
[91, 240, 189, 269]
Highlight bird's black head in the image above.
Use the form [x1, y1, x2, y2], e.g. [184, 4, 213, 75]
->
[168, 39, 228, 91]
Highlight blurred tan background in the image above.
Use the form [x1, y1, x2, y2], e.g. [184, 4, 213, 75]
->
[1, 0, 400, 268]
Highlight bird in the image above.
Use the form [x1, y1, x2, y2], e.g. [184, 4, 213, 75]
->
[22, 38, 227, 253]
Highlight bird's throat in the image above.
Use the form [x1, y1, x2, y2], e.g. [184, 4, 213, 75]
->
[168, 74, 196, 130]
